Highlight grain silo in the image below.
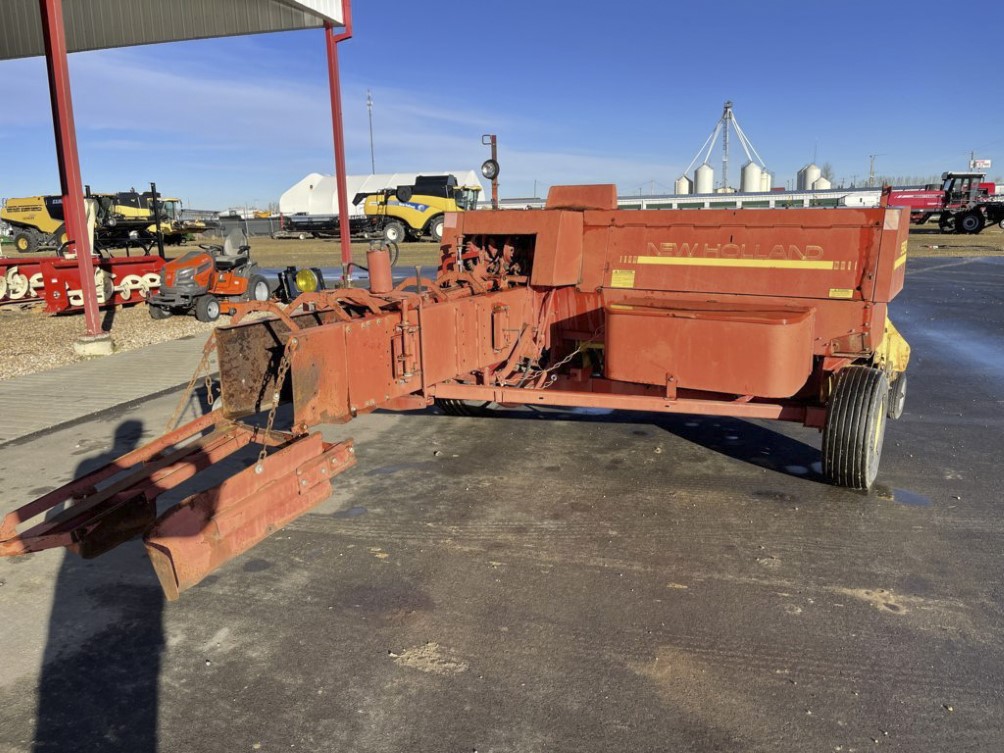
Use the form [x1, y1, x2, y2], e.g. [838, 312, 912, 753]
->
[680, 101, 768, 193]
[674, 175, 693, 195]
[812, 176, 832, 190]
[802, 163, 821, 190]
[760, 170, 772, 191]
[741, 162, 762, 193]
[694, 163, 714, 194]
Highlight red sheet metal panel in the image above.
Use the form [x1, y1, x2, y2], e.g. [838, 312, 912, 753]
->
[145, 433, 355, 600]
[605, 299, 815, 397]
[580, 207, 907, 303]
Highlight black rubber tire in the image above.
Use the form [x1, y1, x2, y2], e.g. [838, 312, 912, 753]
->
[998, 219, 1004, 230]
[429, 216, 445, 242]
[887, 372, 907, 420]
[822, 366, 889, 490]
[195, 294, 220, 322]
[938, 214, 956, 233]
[245, 274, 270, 302]
[148, 305, 172, 320]
[13, 231, 36, 253]
[435, 398, 494, 417]
[383, 220, 406, 244]
[957, 211, 985, 234]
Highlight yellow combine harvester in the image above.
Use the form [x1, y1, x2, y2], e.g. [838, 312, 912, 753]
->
[0, 189, 206, 253]
[355, 174, 481, 243]
[0, 196, 70, 252]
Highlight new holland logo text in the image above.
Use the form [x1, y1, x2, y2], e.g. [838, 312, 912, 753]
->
[645, 241, 824, 260]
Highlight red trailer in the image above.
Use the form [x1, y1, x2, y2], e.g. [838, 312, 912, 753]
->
[0, 185, 911, 599]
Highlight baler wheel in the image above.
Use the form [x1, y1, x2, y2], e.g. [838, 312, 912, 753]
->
[822, 366, 889, 490]
[436, 398, 494, 417]
[149, 304, 172, 320]
[887, 373, 907, 420]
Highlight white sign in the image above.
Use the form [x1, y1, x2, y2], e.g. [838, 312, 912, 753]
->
[970, 159, 992, 170]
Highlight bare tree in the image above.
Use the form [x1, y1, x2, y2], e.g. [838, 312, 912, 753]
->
[821, 162, 834, 181]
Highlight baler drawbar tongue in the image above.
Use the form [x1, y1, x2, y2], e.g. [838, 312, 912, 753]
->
[0, 411, 354, 600]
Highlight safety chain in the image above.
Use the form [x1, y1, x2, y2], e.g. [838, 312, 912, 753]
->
[165, 339, 217, 432]
[256, 341, 295, 471]
[521, 326, 604, 390]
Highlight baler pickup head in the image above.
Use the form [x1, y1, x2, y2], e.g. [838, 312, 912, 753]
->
[0, 409, 355, 600]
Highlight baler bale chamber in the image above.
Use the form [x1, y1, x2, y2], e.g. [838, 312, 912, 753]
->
[0, 184, 911, 597]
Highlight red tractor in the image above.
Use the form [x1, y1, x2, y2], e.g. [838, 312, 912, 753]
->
[889, 172, 1004, 233]
[148, 231, 270, 321]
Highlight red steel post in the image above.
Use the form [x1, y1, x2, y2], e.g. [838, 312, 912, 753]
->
[38, 0, 102, 337]
[325, 0, 354, 267]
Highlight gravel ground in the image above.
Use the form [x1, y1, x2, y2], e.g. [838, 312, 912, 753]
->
[0, 304, 220, 381]
[0, 226, 1001, 382]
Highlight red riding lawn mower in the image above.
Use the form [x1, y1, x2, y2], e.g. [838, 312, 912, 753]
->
[148, 230, 270, 322]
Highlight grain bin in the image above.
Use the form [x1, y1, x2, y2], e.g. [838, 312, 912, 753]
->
[694, 163, 714, 194]
[812, 176, 832, 190]
[760, 170, 772, 191]
[802, 163, 821, 190]
[674, 175, 693, 195]
[741, 162, 762, 193]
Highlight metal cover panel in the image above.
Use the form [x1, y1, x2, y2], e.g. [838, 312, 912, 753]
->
[0, 0, 344, 61]
[604, 300, 815, 398]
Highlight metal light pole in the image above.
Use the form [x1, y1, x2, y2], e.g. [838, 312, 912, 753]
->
[367, 89, 375, 174]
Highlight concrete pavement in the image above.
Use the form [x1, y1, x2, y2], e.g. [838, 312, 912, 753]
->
[0, 334, 214, 446]
[0, 257, 1002, 752]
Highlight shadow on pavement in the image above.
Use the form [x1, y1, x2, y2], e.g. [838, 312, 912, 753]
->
[34, 419, 164, 753]
[426, 403, 825, 483]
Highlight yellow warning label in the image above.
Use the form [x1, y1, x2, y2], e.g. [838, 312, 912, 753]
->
[828, 288, 854, 299]
[610, 269, 636, 288]
[900, 240, 908, 256]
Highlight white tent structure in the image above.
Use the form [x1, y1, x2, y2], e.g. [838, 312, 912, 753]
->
[280, 171, 485, 217]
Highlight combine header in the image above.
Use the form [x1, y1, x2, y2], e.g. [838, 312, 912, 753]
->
[0, 184, 911, 598]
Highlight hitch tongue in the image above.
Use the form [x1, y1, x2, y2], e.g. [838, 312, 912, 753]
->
[145, 432, 354, 600]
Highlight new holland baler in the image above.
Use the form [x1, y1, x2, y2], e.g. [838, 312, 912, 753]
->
[0, 185, 910, 598]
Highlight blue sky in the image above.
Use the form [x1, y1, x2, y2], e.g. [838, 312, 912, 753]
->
[1, 1, 1001, 210]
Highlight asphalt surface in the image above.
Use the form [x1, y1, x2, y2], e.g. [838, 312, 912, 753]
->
[0, 256, 1002, 752]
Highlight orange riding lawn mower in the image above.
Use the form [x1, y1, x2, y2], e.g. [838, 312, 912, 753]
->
[147, 231, 274, 322]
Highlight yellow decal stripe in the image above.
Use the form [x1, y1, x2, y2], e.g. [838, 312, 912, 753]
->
[894, 254, 907, 269]
[633, 256, 834, 270]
